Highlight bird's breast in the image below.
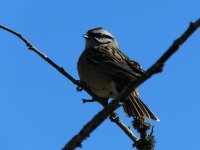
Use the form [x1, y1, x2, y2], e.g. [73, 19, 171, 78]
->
[77, 55, 118, 98]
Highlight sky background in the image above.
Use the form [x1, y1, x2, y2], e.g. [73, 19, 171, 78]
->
[0, 1, 200, 150]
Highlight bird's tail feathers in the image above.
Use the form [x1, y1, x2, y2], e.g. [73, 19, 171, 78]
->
[123, 91, 160, 121]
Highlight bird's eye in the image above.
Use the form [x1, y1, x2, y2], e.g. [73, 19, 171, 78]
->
[95, 33, 103, 37]
[88, 32, 105, 38]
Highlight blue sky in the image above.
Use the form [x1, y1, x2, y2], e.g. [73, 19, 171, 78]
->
[0, 0, 200, 150]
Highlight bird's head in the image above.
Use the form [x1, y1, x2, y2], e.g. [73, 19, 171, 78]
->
[83, 27, 119, 48]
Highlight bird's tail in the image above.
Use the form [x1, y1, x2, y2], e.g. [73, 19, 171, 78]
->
[123, 90, 160, 121]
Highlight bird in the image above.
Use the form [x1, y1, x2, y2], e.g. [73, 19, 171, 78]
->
[77, 27, 159, 121]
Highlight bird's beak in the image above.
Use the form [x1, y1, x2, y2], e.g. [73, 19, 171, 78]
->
[83, 34, 90, 39]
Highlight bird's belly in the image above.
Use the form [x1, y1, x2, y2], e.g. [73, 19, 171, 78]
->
[90, 84, 118, 98]
[86, 74, 119, 98]
[78, 63, 118, 98]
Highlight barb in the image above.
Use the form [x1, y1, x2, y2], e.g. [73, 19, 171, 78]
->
[109, 112, 138, 142]
[0, 24, 78, 85]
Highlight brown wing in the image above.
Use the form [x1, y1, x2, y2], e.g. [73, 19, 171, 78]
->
[85, 45, 145, 83]
[84, 46, 159, 121]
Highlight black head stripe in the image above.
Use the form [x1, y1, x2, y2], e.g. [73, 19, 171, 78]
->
[87, 32, 114, 40]
[87, 27, 104, 34]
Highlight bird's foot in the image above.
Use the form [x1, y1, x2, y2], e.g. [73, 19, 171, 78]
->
[76, 80, 84, 92]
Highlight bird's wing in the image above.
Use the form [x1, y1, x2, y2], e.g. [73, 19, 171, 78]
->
[85, 46, 145, 82]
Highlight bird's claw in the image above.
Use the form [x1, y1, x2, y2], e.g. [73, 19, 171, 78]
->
[76, 80, 83, 92]
[76, 86, 83, 92]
